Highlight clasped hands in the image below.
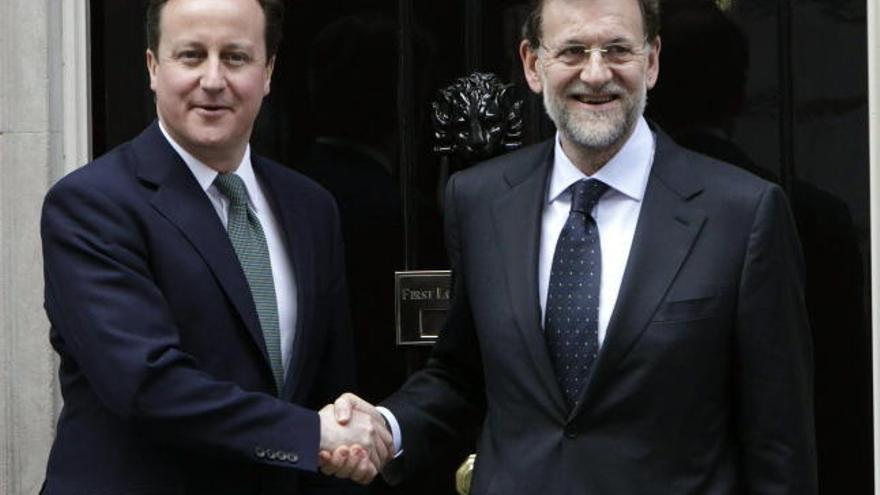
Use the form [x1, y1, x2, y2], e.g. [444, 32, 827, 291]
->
[318, 393, 391, 485]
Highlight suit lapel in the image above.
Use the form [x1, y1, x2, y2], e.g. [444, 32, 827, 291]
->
[492, 142, 568, 413]
[255, 159, 316, 399]
[573, 132, 706, 417]
[132, 123, 271, 368]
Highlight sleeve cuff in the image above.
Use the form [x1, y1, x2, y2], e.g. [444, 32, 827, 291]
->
[376, 406, 403, 457]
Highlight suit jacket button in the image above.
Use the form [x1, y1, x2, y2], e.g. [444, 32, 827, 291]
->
[289, 452, 299, 464]
[255, 446, 266, 459]
[267, 450, 279, 460]
[564, 426, 577, 439]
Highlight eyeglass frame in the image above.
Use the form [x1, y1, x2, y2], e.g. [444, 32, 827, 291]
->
[537, 37, 652, 69]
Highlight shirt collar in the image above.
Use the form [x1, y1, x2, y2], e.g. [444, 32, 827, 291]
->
[547, 116, 655, 205]
[158, 120, 261, 213]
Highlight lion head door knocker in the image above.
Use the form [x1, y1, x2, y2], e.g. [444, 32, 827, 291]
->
[432, 72, 524, 166]
[431, 72, 524, 206]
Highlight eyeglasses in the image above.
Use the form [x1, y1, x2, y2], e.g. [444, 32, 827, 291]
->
[539, 39, 649, 68]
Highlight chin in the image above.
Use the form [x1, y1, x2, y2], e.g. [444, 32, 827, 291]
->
[567, 123, 627, 151]
[190, 129, 234, 147]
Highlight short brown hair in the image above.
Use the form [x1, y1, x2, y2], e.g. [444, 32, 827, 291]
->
[146, 0, 285, 62]
[523, 0, 660, 49]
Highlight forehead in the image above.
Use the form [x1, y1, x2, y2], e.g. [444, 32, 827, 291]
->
[540, 0, 645, 43]
[159, 0, 266, 47]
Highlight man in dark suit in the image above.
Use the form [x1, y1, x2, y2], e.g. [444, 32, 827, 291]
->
[39, 0, 390, 493]
[322, 0, 817, 492]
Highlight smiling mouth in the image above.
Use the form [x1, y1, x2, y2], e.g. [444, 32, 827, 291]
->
[573, 94, 618, 105]
[194, 105, 230, 112]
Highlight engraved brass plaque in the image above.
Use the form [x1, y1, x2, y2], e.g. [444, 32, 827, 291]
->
[395, 270, 451, 346]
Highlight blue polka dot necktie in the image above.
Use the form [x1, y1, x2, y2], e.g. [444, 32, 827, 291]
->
[545, 179, 609, 409]
[214, 173, 285, 395]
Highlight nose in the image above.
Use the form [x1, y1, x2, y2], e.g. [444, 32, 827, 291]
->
[578, 51, 613, 87]
[200, 56, 227, 93]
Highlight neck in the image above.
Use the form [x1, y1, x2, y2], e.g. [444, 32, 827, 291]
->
[157, 117, 248, 174]
[190, 146, 246, 174]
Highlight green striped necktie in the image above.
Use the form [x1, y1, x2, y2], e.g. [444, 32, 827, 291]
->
[214, 173, 285, 394]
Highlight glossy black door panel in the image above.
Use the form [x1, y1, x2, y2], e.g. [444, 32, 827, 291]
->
[91, 0, 872, 493]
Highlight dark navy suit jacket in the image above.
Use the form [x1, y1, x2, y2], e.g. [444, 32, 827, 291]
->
[40, 122, 360, 494]
[384, 128, 817, 494]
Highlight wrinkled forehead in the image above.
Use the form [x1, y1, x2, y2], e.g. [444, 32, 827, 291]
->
[540, 0, 646, 45]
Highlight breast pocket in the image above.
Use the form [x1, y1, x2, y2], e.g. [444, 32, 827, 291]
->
[652, 285, 730, 323]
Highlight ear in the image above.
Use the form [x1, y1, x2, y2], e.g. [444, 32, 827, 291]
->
[146, 49, 159, 92]
[263, 56, 276, 95]
[645, 36, 661, 90]
[519, 39, 544, 94]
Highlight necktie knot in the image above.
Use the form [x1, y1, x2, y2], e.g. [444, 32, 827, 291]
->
[214, 173, 249, 207]
[571, 179, 609, 215]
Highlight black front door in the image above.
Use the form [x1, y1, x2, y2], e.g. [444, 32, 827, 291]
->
[91, 0, 872, 493]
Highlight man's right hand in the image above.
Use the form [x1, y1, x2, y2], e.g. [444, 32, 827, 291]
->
[318, 393, 393, 484]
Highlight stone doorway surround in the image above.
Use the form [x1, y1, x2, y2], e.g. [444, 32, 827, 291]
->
[0, 1, 90, 493]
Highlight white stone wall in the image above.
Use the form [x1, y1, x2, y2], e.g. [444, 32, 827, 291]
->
[0, 1, 89, 493]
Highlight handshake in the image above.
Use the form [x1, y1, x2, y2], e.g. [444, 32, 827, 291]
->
[318, 393, 393, 485]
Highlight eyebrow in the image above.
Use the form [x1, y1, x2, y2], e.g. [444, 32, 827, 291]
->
[222, 42, 255, 51]
[557, 35, 634, 46]
[167, 40, 255, 50]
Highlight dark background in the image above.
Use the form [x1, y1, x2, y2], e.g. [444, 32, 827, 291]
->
[89, 0, 872, 493]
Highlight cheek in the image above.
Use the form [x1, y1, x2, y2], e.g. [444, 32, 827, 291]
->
[544, 73, 574, 98]
[155, 72, 195, 100]
[617, 68, 650, 92]
[236, 75, 270, 106]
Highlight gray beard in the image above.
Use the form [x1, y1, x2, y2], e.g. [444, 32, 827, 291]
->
[543, 84, 647, 152]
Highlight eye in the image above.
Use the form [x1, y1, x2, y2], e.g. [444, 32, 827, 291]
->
[555, 46, 586, 64]
[177, 50, 205, 64]
[605, 44, 632, 55]
[223, 52, 251, 66]
[603, 44, 637, 63]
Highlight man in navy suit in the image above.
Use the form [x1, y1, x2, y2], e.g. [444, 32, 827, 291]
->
[322, 0, 818, 492]
[39, 0, 389, 493]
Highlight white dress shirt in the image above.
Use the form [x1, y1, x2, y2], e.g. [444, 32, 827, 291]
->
[540, 117, 655, 344]
[158, 122, 298, 377]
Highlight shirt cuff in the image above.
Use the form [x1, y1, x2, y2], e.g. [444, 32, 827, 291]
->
[376, 406, 403, 457]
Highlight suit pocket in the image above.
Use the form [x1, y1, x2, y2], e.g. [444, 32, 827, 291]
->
[652, 286, 728, 323]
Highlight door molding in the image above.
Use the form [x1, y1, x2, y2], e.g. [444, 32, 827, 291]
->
[869, 0, 880, 488]
[61, 0, 92, 173]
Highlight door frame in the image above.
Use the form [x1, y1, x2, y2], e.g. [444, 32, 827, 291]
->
[869, 0, 880, 488]
[61, 0, 93, 175]
[71, 0, 880, 489]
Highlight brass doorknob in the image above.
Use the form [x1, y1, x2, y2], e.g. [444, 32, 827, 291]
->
[455, 454, 476, 495]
